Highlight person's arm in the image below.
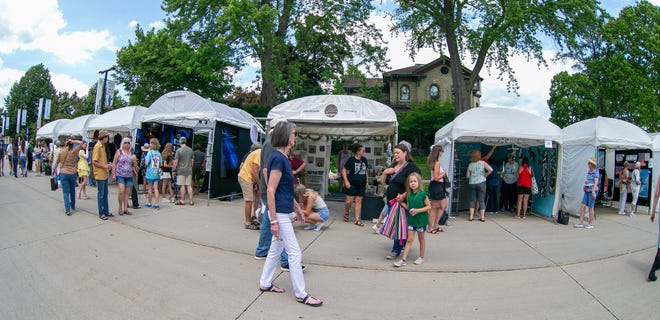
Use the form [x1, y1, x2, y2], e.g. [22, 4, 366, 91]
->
[592, 175, 599, 198]
[250, 163, 260, 187]
[342, 164, 350, 189]
[111, 150, 120, 179]
[294, 161, 306, 175]
[410, 196, 432, 215]
[301, 195, 314, 216]
[483, 145, 496, 161]
[651, 176, 660, 223]
[267, 168, 282, 239]
[466, 164, 471, 179]
[484, 162, 493, 177]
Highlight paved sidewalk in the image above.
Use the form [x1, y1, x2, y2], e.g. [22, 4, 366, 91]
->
[7, 172, 660, 319]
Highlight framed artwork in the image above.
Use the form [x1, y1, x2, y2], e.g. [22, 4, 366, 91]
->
[315, 157, 324, 167]
[375, 158, 384, 166]
[367, 159, 375, 169]
[374, 147, 383, 156]
[365, 147, 371, 154]
[308, 145, 316, 154]
[319, 145, 325, 152]
[307, 156, 314, 164]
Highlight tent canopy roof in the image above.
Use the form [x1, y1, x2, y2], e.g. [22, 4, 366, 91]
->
[57, 115, 97, 139]
[36, 119, 71, 140]
[268, 95, 397, 136]
[143, 90, 263, 133]
[87, 106, 147, 133]
[651, 133, 660, 152]
[434, 107, 562, 147]
[562, 116, 651, 149]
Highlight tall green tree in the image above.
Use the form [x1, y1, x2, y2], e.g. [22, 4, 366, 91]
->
[548, 1, 659, 131]
[115, 26, 234, 106]
[3, 64, 56, 138]
[162, 0, 388, 107]
[392, 0, 604, 116]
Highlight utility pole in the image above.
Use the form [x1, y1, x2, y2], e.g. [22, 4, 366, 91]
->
[97, 66, 116, 114]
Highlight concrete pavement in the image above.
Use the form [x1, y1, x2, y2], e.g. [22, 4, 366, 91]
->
[1, 171, 659, 319]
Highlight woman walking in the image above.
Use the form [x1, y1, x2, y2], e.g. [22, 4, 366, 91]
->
[258, 121, 322, 307]
[144, 138, 162, 209]
[77, 141, 91, 199]
[160, 143, 175, 203]
[112, 137, 137, 215]
[53, 139, 83, 215]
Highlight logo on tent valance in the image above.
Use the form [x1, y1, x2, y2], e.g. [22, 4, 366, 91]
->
[324, 104, 338, 118]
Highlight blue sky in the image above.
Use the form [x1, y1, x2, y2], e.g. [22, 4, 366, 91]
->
[0, 0, 655, 119]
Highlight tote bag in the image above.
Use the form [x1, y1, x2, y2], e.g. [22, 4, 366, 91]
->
[380, 198, 408, 241]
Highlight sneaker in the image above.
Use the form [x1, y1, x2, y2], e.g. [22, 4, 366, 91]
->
[585, 224, 594, 229]
[371, 224, 380, 234]
[313, 222, 325, 231]
[153, 205, 160, 210]
[65, 211, 71, 216]
[385, 252, 399, 260]
[132, 205, 141, 209]
[618, 211, 626, 215]
[254, 255, 267, 260]
[304, 224, 315, 230]
[280, 265, 306, 272]
[393, 259, 407, 267]
[145, 203, 152, 208]
[413, 257, 425, 265]
[629, 212, 636, 217]
[574, 223, 585, 228]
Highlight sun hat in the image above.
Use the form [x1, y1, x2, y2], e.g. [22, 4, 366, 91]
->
[588, 157, 597, 166]
[141, 143, 150, 152]
[97, 129, 110, 139]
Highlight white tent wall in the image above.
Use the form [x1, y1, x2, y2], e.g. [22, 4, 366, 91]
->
[560, 145, 596, 215]
[57, 115, 97, 141]
[268, 95, 397, 198]
[434, 108, 563, 219]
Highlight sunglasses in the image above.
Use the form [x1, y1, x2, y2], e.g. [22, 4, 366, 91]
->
[123, 141, 131, 144]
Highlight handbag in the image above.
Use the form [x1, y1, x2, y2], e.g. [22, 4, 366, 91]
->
[557, 210, 569, 225]
[380, 198, 408, 241]
[50, 176, 58, 191]
[531, 177, 539, 195]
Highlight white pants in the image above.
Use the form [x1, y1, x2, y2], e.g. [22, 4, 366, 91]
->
[259, 212, 307, 299]
[619, 187, 628, 213]
[631, 185, 641, 206]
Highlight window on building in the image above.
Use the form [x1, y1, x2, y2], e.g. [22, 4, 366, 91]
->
[400, 85, 410, 101]
[441, 66, 449, 74]
[429, 84, 439, 100]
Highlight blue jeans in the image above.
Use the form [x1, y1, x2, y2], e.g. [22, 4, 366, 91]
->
[392, 239, 406, 255]
[12, 156, 18, 177]
[97, 179, 109, 217]
[60, 173, 77, 213]
[255, 198, 289, 267]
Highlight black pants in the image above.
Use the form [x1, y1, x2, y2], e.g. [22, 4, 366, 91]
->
[131, 183, 139, 207]
[500, 182, 517, 210]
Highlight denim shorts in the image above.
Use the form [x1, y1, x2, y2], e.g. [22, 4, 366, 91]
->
[581, 191, 597, 208]
[116, 176, 133, 187]
[408, 225, 426, 233]
[147, 178, 160, 183]
[315, 207, 330, 221]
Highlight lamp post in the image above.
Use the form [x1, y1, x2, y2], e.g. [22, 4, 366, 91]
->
[98, 66, 116, 114]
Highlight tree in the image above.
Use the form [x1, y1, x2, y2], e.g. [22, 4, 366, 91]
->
[333, 64, 384, 102]
[3, 64, 56, 138]
[162, 0, 388, 107]
[115, 26, 234, 106]
[398, 100, 454, 151]
[392, 0, 604, 116]
[548, 1, 659, 131]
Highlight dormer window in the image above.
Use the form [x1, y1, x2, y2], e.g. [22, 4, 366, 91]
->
[400, 85, 410, 101]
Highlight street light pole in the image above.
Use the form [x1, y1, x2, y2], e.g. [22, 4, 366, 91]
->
[98, 66, 116, 114]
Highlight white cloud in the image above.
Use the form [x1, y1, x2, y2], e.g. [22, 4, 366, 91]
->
[148, 21, 165, 30]
[128, 20, 139, 28]
[0, 67, 25, 99]
[51, 72, 90, 96]
[0, 0, 116, 65]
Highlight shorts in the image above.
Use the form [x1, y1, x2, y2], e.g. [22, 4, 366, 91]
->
[238, 176, 255, 201]
[518, 186, 531, 195]
[160, 172, 172, 179]
[116, 176, 133, 187]
[35, 154, 43, 161]
[428, 181, 446, 200]
[581, 191, 597, 208]
[408, 225, 427, 233]
[344, 183, 366, 197]
[315, 207, 330, 221]
[177, 174, 192, 186]
[147, 178, 160, 183]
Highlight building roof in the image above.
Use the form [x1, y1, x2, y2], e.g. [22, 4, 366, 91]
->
[384, 55, 482, 80]
[342, 77, 383, 88]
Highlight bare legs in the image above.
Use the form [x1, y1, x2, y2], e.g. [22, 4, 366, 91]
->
[516, 194, 530, 218]
[148, 181, 160, 206]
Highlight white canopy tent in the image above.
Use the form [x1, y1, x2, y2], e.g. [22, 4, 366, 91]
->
[268, 95, 398, 137]
[56, 115, 97, 141]
[36, 119, 71, 140]
[269, 95, 398, 198]
[434, 107, 563, 217]
[143, 90, 263, 134]
[144, 90, 264, 203]
[560, 117, 652, 215]
[87, 106, 147, 137]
